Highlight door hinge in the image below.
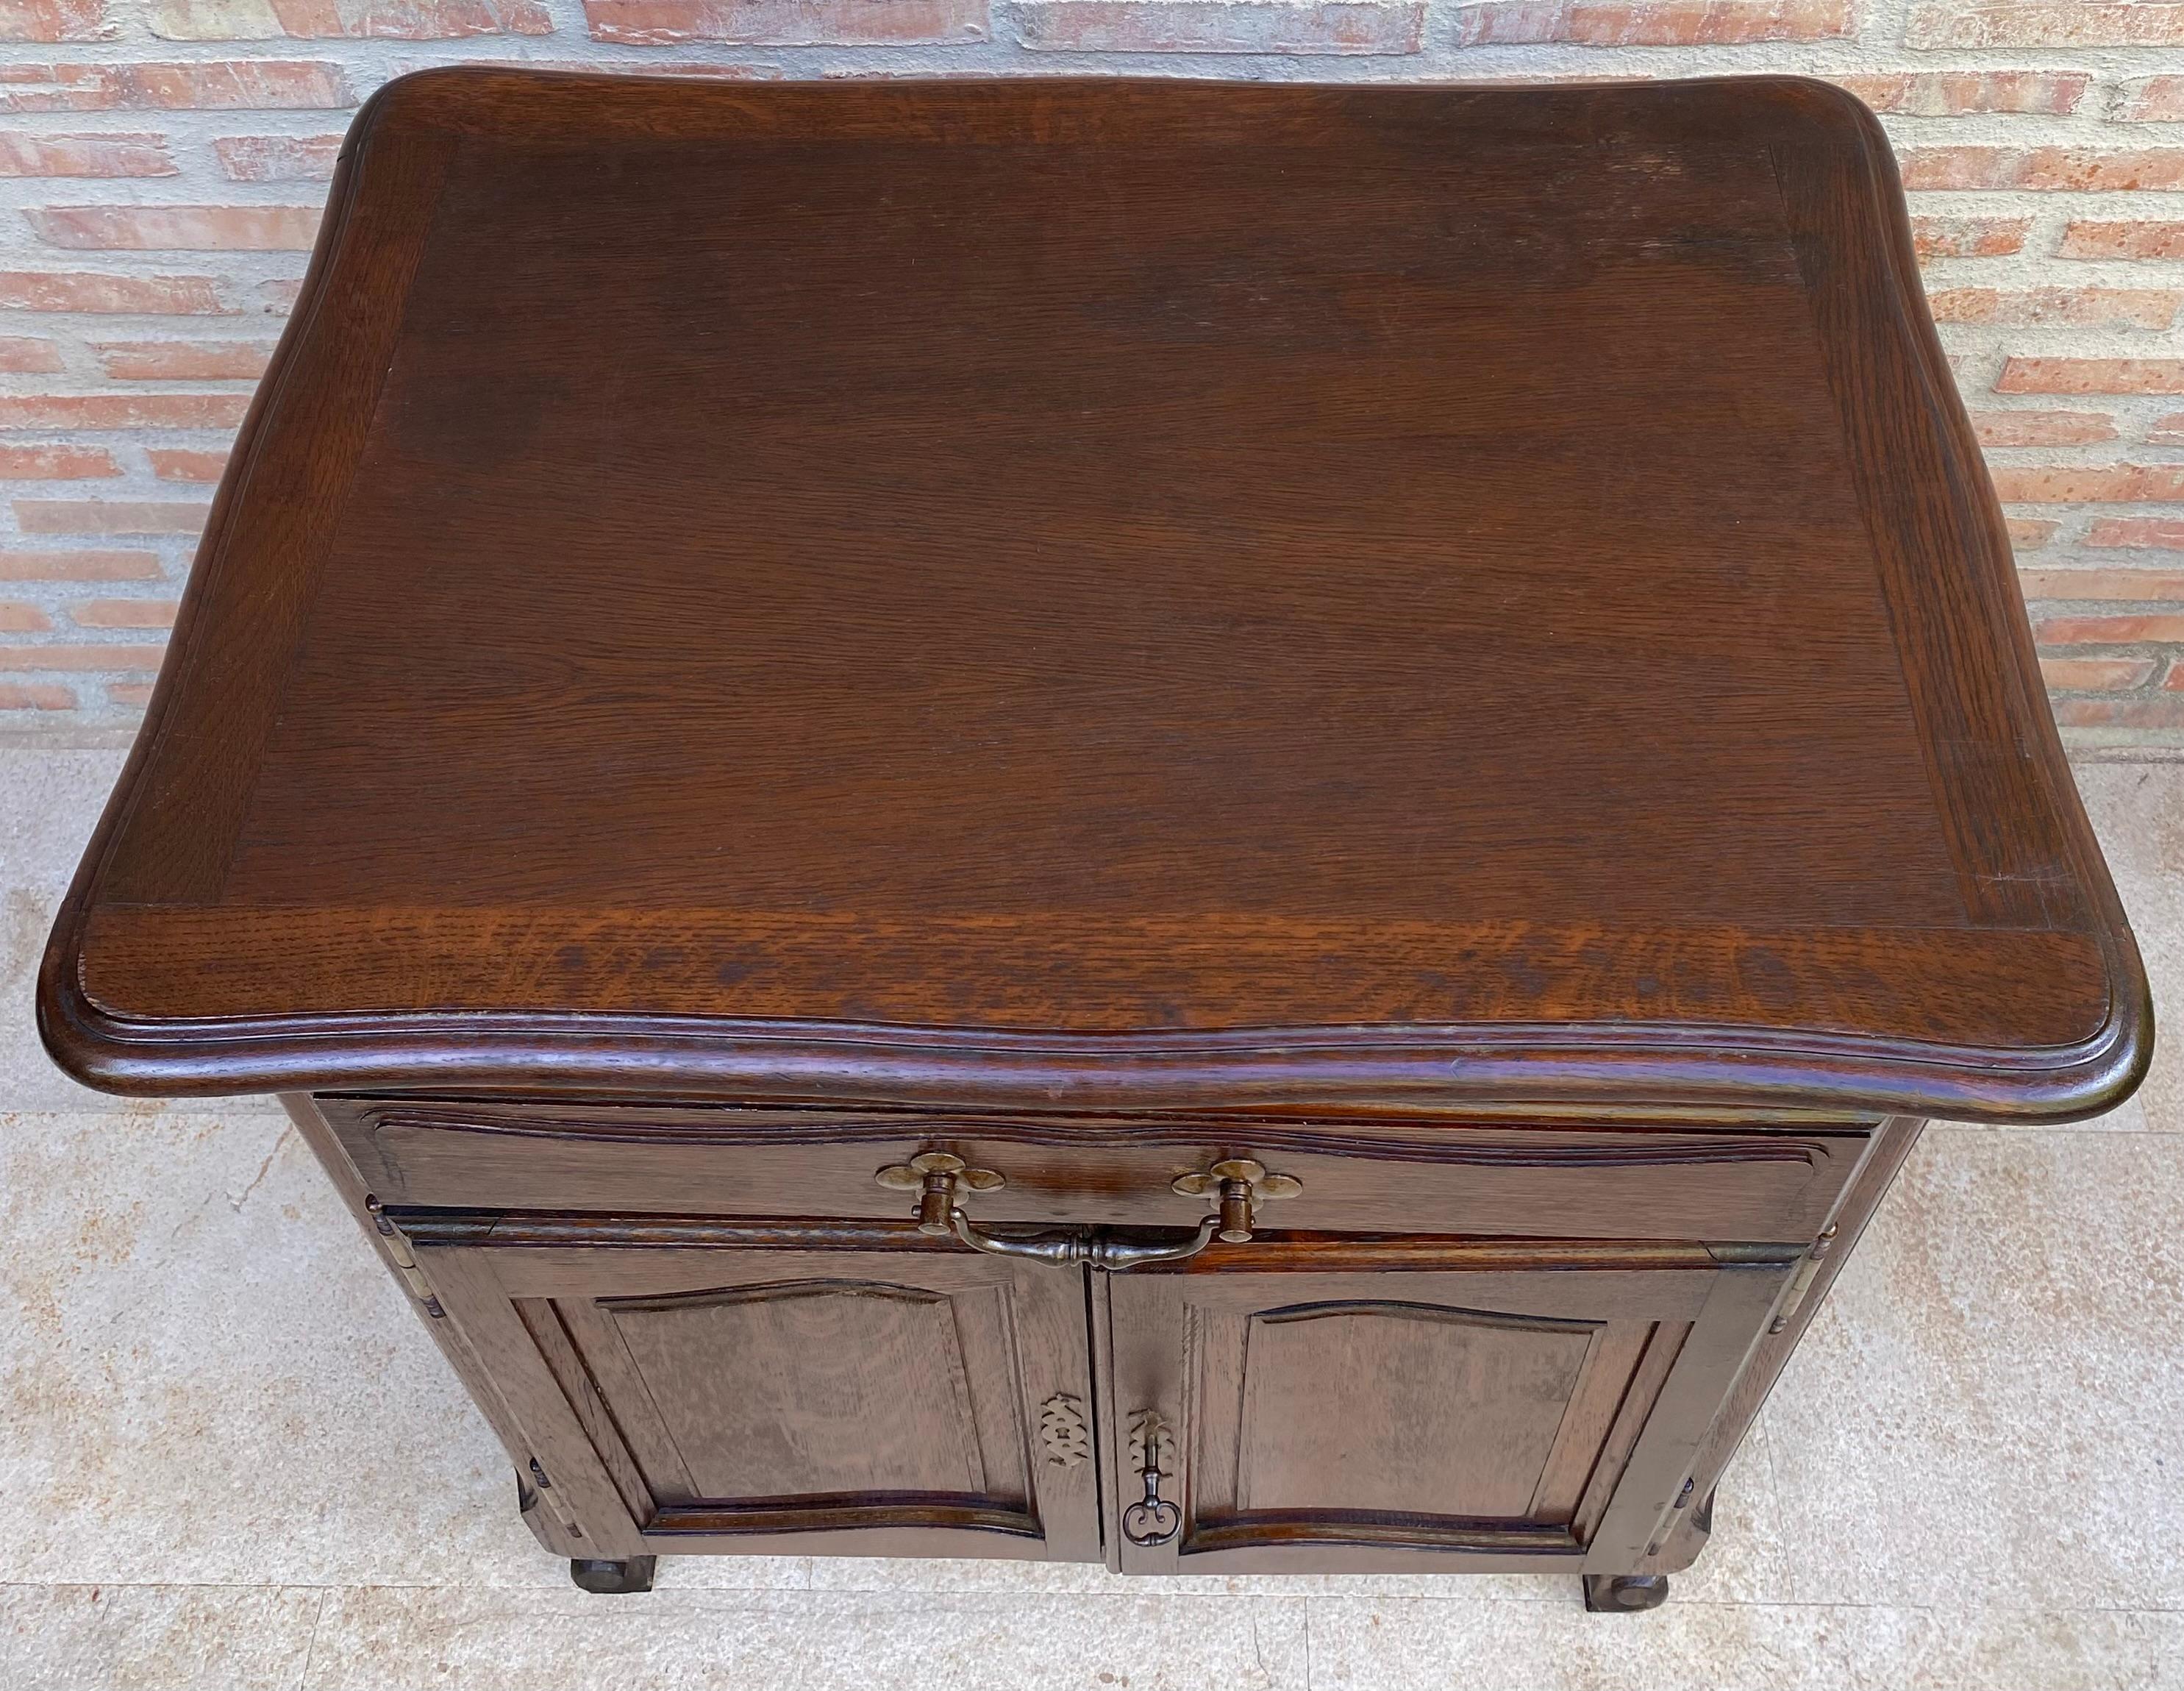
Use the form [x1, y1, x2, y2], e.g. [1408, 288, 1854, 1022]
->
[1767, 1223, 1838, 1335]
[527, 1456, 584, 1539]
[367, 1198, 446, 1318]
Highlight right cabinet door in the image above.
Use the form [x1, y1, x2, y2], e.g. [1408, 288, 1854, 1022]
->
[1102, 1242, 1790, 1575]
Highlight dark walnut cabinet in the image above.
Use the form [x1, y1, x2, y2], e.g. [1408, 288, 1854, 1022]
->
[39, 72, 2148, 1612]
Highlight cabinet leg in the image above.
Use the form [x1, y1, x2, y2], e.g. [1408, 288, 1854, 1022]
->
[1582, 1573, 1669, 1613]
[570, 1556, 657, 1595]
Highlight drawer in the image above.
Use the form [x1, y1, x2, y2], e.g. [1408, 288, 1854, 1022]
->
[322, 1098, 1870, 1245]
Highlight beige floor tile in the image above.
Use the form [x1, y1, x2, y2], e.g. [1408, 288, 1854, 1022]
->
[1301, 1593, 2182, 1691]
[2070, 762, 2183, 1135]
[1302, 1592, 1874, 1691]
[1764, 1125, 2184, 1611]
[298, 1586, 1309, 1691]
[0, 747, 149, 1114]
[1648, 1408, 1791, 1605]
[0, 1583, 322, 1691]
[0, 1107, 805, 1592]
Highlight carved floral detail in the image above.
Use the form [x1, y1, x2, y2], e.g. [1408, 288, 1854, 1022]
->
[1039, 1392, 1090, 1467]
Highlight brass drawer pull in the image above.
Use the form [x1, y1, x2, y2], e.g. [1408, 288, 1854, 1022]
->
[949, 1209, 1219, 1271]
[874, 1150, 1004, 1236]
[1171, 1157, 1303, 1242]
[874, 1147, 1230, 1270]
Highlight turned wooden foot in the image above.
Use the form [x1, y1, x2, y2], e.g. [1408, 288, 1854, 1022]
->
[1583, 1573, 1669, 1613]
[570, 1556, 657, 1594]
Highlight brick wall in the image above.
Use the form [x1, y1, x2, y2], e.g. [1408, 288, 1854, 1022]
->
[1, 3, 2181, 749]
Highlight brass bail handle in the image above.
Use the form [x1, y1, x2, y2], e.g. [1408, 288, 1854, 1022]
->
[875, 1149, 1302, 1267]
[1170, 1157, 1304, 1244]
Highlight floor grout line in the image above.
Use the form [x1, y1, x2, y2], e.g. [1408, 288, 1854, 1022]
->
[4, 1578, 2182, 1615]
[293, 1587, 326, 1691]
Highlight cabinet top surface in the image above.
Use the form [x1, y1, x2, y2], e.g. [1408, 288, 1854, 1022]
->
[41, 71, 2148, 1120]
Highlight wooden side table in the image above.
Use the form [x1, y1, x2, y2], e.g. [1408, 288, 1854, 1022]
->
[40, 71, 2149, 1610]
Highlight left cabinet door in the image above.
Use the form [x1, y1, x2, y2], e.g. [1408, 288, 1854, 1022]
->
[410, 1225, 1102, 1563]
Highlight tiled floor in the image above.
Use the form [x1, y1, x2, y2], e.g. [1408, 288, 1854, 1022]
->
[3, 743, 2180, 1691]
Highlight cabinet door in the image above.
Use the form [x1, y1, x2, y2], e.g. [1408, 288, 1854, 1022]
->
[1102, 1242, 1788, 1575]
[415, 1226, 1102, 1562]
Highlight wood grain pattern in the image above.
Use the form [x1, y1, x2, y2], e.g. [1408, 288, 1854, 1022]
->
[329, 1096, 1868, 1244]
[38, 71, 2147, 1124]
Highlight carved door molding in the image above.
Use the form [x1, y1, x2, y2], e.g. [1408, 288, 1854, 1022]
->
[1101, 1253, 1788, 1575]
[418, 1236, 1102, 1563]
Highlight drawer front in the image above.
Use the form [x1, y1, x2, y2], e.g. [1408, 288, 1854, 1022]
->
[324, 1099, 1869, 1244]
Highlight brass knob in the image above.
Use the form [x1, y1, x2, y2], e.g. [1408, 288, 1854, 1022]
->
[1171, 1156, 1302, 1243]
[876, 1150, 1004, 1236]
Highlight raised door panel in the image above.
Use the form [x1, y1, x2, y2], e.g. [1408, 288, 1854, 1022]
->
[416, 1230, 1100, 1562]
[1230, 1301, 1624, 1520]
[1104, 1245, 1788, 1575]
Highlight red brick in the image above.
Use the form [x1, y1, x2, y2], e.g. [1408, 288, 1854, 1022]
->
[258, 277, 303, 313]
[1900, 147, 2184, 193]
[92, 339, 274, 380]
[2036, 613, 2184, 644]
[0, 394, 249, 428]
[1908, 1, 2184, 46]
[2088, 518, 2184, 552]
[213, 132, 342, 180]
[1016, 0, 1419, 47]
[0, 444, 119, 477]
[588, 0, 988, 42]
[0, 602, 54, 633]
[0, 269, 228, 313]
[2008, 516, 2059, 549]
[0, 642, 164, 670]
[1453, 0, 1849, 42]
[2020, 569, 2184, 599]
[2040, 655, 2155, 690]
[0, 131, 176, 175]
[1928, 288, 2177, 330]
[2054, 697, 2184, 729]
[149, 447, 228, 481]
[2167, 663, 2184, 691]
[0, 0, 110, 40]
[0, 336, 62, 371]
[0, 549, 161, 580]
[2113, 77, 2184, 123]
[1996, 360, 2184, 396]
[14, 498, 209, 534]
[71, 597, 178, 628]
[151, 0, 552, 36]
[2060, 222, 2184, 262]
[1969, 410, 2119, 447]
[0, 682, 75, 708]
[1909, 216, 2029, 260]
[26, 204, 321, 250]
[1833, 71, 2086, 115]
[1990, 465, 2184, 502]
[0, 61, 354, 113]
[107, 680, 153, 705]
